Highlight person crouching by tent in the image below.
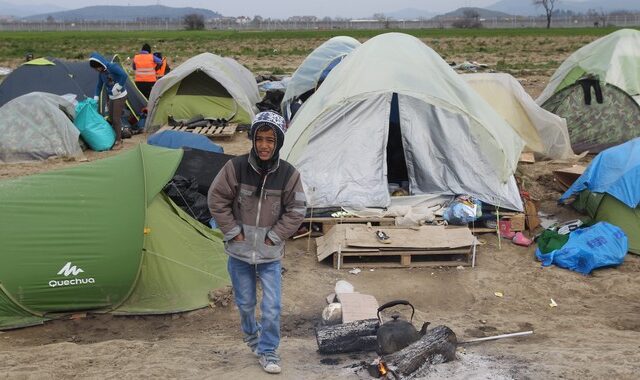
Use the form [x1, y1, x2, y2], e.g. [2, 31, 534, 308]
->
[132, 43, 162, 99]
[89, 52, 128, 151]
[208, 111, 306, 374]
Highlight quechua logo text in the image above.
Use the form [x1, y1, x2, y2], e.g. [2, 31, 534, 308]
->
[49, 262, 96, 288]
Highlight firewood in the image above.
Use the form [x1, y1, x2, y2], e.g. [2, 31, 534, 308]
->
[315, 318, 379, 354]
[381, 325, 457, 378]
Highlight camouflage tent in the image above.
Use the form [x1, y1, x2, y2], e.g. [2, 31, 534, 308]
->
[0, 92, 84, 164]
[541, 82, 640, 153]
[538, 29, 640, 154]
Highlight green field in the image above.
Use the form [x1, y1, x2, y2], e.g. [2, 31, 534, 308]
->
[0, 27, 624, 62]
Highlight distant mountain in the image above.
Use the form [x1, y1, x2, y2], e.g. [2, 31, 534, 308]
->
[384, 8, 436, 20]
[487, 0, 640, 16]
[0, 1, 66, 18]
[433, 7, 511, 20]
[24, 5, 222, 22]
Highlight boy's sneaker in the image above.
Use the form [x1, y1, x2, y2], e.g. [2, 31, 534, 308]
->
[259, 352, 282, 374]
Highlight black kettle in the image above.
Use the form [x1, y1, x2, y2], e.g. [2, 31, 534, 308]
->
[376, 300, 428, 355]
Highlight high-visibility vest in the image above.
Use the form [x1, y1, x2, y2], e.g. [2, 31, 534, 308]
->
[156, 58, 167, 79]
[133, 54, 156, 82]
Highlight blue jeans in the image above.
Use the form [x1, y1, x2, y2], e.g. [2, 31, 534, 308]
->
[227, 256, 281, 355]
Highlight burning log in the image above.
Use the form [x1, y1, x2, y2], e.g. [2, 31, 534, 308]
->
[315, 318, 379, 354]
[380, 325, 457, 378]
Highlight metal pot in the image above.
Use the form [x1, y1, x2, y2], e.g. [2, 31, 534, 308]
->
[376, 300, 424, 355]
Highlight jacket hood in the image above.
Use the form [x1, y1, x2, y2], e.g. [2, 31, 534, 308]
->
[89, 52, 108, 70]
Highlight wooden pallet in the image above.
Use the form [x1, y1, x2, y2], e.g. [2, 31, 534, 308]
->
[333, 247, 472, 269]
[303, 217, 395, 236]
[158, 124, 237, 139]
[317, 224, 477, 269]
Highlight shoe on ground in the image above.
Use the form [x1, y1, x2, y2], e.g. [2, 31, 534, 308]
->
[259, 353, 282, 374]
[512, 232, 533, 247]
[375, 230, 392, 244]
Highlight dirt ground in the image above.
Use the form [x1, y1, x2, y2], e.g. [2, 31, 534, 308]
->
[1, 34, 640, 380]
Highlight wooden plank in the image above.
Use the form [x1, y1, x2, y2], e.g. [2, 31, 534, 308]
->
[519, 152, 535, 163]
[335, 247, 472, 269]
[337, 260, 470, 269]
[304, 217, 396, 224]
[193, 127, 202, 134]
[199, 126, 209, 134]
[339, 248, 470, 257]
[180, 126, 189, 132]
[345, 224, 475, 250]
[158, 125, 172, 132]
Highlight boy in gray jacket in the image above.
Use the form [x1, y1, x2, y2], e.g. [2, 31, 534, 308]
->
[208, 111, 306, 374]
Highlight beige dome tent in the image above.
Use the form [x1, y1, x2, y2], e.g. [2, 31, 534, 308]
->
[281, 33, 524, 211]
[463, 73, 574, 159]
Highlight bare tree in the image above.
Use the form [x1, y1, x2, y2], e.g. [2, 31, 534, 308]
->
[183, 13, 205, 30]
[533, 0, 559, 29]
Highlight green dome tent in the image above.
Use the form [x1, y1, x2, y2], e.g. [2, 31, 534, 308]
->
[538, 29, 640, 153]
[0, 144, 229, 330]
[145, 53, 260, 132]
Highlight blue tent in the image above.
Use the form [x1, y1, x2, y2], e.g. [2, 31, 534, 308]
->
[559, 138, 640, 254]
[148, 130, 223, 153]
[560, 137, 640, 208]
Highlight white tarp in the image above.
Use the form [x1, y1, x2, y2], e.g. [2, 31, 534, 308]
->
[282, 33, 524, 211]
[145, 53, 259, 132]
[463, 73, 575, 159]
[537, 29, 640, 105]
[281, 36, 360, 117]
[0, 92, 83, 163]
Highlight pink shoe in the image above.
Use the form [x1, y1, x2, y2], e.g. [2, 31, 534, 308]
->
[512, 232, 533, 247]
[498, 220, 516, 239]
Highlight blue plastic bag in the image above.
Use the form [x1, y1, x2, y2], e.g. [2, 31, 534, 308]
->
[74, 98, 115, 151]
[535, 222, 627, 275]
[443, 196, 482, 225]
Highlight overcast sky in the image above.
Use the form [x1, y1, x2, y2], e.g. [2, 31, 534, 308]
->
[45, 0, 500, 18]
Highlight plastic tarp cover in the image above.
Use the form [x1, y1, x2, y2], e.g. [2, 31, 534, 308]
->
[560, 138, 640, 208]
[282, 36, 360, 114]
[537, 29, 640, 104]
[535, 222, 628, 274]
[0, 92, 83, 163]
[399, 95, 523, 211]
[463, 73, 574, 159]
[283, 33, 524, 183]
[148, 130, 223, 153]
[295, 94, 392, 208]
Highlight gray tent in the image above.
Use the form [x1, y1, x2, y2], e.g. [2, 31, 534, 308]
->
[282, 33, 524, 211]
[0, 92, 84, 163]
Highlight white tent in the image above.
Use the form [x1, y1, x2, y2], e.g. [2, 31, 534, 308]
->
[281, 33, 524, 211]
[0, 92, 83, 164]
[281, 36, 360, 120]
[463, 73, 574, 159]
